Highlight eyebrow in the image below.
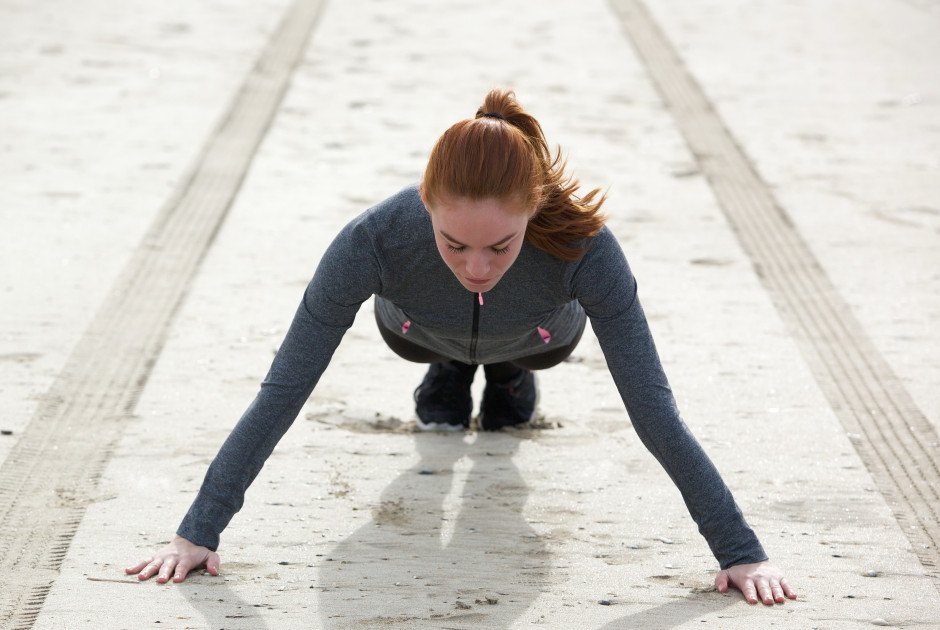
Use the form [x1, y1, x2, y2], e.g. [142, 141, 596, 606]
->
[440, 230, 518, 248]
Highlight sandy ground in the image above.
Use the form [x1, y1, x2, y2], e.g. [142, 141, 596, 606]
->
[1, 0, 938, 628]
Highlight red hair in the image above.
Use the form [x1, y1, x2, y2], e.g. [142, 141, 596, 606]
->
[423, 90, 606, 261]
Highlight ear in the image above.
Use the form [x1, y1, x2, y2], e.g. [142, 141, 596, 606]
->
[527, 198, 541, 220]
[527, 188, 543, 220]
[419, 182, 431, 213]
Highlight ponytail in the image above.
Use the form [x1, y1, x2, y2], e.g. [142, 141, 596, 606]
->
[423, 89, 606, 261]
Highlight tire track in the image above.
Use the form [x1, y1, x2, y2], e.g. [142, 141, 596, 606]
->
[610, 0, 940, 588]
[0, 1, 325, 627]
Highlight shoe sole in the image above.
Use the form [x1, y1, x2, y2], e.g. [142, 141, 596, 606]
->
[416, 418, 465, 432]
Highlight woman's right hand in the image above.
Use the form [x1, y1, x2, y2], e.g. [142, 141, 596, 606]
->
[125, 535, 220, 583]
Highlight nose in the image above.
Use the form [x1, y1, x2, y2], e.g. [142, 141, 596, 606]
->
[466, 251, 490, 278]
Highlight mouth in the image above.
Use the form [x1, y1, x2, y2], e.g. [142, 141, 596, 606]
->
[464, 277, 491, 286]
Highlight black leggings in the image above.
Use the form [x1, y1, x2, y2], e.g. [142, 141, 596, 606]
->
[375, 309, 587, 371]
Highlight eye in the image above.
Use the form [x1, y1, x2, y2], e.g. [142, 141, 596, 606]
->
[446, 244, 466, 254]
[493, 245, 512, 255]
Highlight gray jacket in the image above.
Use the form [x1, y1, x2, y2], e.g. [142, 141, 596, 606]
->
[177, 184, 766, 569]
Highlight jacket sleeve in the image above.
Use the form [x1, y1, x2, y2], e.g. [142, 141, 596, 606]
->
[176, 218, 382, 550]
[572, 228, 767, 569]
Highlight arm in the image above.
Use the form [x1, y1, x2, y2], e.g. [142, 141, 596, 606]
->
[129, 215, 383, 581]
[573, 229, 776, 571]
[578, 237, 794, 602]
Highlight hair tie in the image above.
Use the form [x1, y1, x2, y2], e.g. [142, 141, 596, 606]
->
[482, 112, 505, 121]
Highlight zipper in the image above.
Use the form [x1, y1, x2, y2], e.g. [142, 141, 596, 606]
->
[469, 292, 480, 363]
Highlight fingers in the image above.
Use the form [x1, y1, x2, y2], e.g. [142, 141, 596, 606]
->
[205, 552, 221, 576]
[713, 569, 729, 593]
[716, 569, 760, 604]
[755, 578, 774, 605]
[751, 577, 796, 605]
[172, 558, 194, 583]
[127, 542, 220, 584]
[135, 559, 168, 582]
[780, 578, 798, 600]
[174, 551, 220, 582]
[126, 554, 182, 583]
[719, 561, 796, 605]
[170, 558, 192, 582]
[125, 558, 152, 576]
[741, 579, 759, 604]
[156, 556, 179, 583]
[760, 577, 798, 604]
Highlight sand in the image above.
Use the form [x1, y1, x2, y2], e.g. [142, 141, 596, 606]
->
[1, 0, 938, 628]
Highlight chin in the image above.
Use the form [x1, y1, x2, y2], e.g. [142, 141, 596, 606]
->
[461, 279, 497, 293]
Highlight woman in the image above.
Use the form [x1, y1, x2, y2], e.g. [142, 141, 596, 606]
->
[128, 90, 796, 605]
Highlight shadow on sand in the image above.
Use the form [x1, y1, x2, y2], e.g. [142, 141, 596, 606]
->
[316, 430, 551, 628]
[180, 574, 272, 630]
[598, 591, 736, 629]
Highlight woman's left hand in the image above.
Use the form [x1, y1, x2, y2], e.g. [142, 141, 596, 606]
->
[714, 559, 797, 604]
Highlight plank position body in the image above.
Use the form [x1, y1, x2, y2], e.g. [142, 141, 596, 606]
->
[128, 90, 797, 606]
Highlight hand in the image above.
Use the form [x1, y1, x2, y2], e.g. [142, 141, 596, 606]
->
[714, 560, 797, 605]
[126, 535, 220, 584]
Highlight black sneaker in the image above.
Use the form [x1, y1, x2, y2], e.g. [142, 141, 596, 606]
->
[480, 368, 537, 431]
[414, 361, 477, 431]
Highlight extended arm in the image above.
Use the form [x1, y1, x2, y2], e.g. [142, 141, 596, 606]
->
[129, 213, 383, 581]
[573, 229, 776, 570]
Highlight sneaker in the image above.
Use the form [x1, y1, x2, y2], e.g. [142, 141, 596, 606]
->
[480, 368, 537, 431]
[414, 361, 477, 431]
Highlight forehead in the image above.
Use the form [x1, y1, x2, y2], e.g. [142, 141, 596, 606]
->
[429, 197, 529, 244]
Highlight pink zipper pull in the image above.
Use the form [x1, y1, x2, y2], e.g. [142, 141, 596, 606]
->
[478, 292, 484, 306]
